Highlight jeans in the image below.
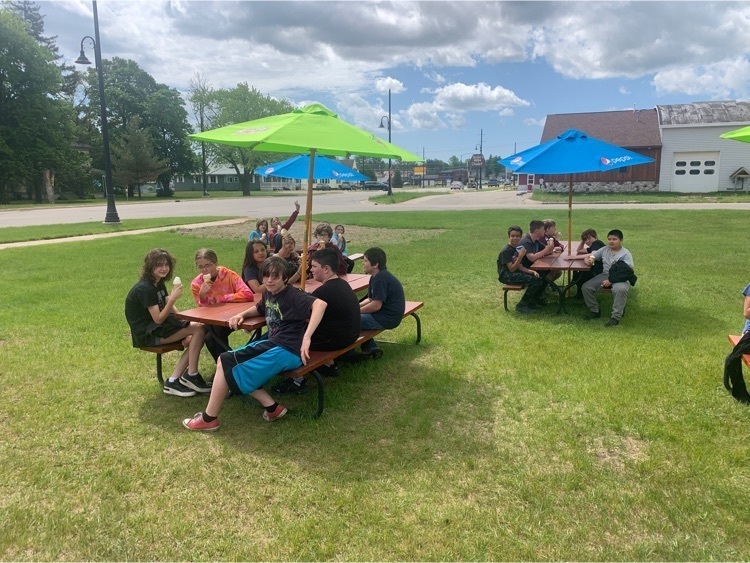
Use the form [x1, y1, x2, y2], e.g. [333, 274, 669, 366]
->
[360, 313, 384, 350]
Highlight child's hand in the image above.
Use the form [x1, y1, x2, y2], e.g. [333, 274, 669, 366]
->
[170, 284, 183, 301]
[228, 314, 243, 330]
[294, 200, 301, 213]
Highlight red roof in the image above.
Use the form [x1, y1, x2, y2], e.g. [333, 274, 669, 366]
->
[541, 109, 661, 148]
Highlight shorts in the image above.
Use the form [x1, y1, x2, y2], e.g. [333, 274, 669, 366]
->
[220, 339, 302, 396]
[145, 314, 189, 346]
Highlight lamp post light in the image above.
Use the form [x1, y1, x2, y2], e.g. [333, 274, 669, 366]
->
[75, 1, 120, 224]
[378, 88, 392, 196]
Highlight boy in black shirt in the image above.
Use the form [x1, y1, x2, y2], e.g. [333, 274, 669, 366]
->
[497, 225, 545, 314]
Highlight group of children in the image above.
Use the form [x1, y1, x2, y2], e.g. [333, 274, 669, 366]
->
[497, 219, 635, 326]
[125, 206, 406, 431]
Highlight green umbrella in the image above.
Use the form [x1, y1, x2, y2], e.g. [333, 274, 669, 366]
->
[190, 103, 421, 284]
[721, 126, 750, 143]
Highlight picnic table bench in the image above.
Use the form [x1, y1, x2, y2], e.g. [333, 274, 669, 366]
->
[139, 341, 185, 384]
[728, 334, 750, 368]
[277, 300, 424, 418]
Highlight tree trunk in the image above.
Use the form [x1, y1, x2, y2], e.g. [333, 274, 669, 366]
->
[42, 169, 56, 203]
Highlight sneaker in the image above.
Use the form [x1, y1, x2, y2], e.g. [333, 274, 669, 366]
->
[585, 310, 601, 320]
[360, 347, 383, 360]
[515, 303, 535, 314]
[272, 378, 308, 394]
[180, 372, 212, 394]
[316, 363, 340, 377]
[182, 412, 219, 432]
[163, 379, 197, 397]
[262, 404, 288, 422]
[605, 317, 620, 327]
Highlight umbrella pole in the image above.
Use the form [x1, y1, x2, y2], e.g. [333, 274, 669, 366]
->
[300, 149, 316, 287]
[567, 176, 573, 256]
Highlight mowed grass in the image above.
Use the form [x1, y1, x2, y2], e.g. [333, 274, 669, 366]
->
[369, 192, 447, 204]
[1, 209, 749, 560]
[532, 191, 750, 203]
[0, 216, 236, 244]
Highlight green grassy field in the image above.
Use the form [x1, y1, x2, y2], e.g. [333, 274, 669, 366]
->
[369, 192, 446, 204]
[532, 191, 750, 203]
[0, 217, 237, 244]
[1, 208, 749, 560]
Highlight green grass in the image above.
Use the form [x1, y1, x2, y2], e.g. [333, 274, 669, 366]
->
[369, 192, 447, 204]
[1, 209, 750, 560]
[532, 191, 750, 203]
[0, 217, 237, 244]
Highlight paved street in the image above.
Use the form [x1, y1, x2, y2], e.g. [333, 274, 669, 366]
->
[2, 189, 750, 228]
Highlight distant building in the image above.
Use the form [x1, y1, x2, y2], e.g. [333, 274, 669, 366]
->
[537, 101, 750, 193]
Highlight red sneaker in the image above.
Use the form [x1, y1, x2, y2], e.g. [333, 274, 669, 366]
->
[262, 404, 288, 422]
[182, 412, 219, 432]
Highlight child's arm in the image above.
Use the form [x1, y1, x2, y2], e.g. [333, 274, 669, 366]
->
[744, 295, 750, 320]
[222, 273, 254, 303]
[300, 299, 328, 364]
[228, 304, 260, 330]
[281, 201, 300, 230]
[148, 285, 182, 324]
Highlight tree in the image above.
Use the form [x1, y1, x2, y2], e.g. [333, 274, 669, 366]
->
[187, 73, 214, 195]
[393, 169, 403, 189]
[0, 9, 85, 203]
[193, 82, 295, 196]
[112, 116, 169, 198]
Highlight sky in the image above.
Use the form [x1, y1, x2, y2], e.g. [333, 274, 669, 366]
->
[39, 0, 750, 164]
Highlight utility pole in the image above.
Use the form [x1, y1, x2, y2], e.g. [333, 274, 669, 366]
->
[478, 128, 484, 189]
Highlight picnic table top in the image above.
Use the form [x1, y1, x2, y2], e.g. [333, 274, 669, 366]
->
[176, 273, 371, 329]
[531, 242, 591, 272]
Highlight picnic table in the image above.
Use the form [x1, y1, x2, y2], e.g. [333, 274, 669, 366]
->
[176, 273, 371, 330]
[531, 243, 591, 314]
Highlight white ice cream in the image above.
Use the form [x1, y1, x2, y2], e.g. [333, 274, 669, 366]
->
[173, 276, 182, 286]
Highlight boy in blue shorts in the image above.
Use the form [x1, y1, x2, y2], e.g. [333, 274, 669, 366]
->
[183, 256, 327, 431]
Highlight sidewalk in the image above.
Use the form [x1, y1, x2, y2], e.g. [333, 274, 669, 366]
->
[0, 218, 248, 251]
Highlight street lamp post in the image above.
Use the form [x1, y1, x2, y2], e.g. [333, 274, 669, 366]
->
[378, 88, 392, 196]
[75, 0, 120, 224]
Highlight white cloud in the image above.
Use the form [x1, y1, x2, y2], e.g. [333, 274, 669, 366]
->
[375, 77, 405, 94]
[403, 102, 447, 131]
[619, 86, 630, 95]
[653, 57, 750, 99]
[498, 108, 515, 117]
[423, 71, 446, 85]
[432, 82, 530, 112]
[524, 117, 546, 128]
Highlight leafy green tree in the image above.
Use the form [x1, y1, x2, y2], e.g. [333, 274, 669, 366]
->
[112, 116, 169, 198]
[0, 9, 85, 203]
[194, 82, 294, 196]
[393, 169, 403, 189]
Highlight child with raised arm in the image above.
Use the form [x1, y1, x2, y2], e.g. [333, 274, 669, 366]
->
[125, 248, 208, 397]
[190, 248, 254, 361]
[182, 256, 327, 431]
[268, 200, 301, 252]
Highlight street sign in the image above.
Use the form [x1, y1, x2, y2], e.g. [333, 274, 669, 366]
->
[471, 153, 485, 167]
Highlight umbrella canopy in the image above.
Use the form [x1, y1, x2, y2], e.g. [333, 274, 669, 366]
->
[257, 154, 369, 182]
[500, 129, 654, 254]
[190, 103, 420, 284]
[720, 126, 750, 143]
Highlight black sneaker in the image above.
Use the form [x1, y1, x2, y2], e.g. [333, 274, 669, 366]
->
[316, 363, 340, 377]
[180, 372, 212, 394]
[360, 348, 383, 360]
[515, 304, 535, 314]
[604, 317, 620, 327]
[585, 310, 601, 320]
[272, 378, 308, 394]
[163, 379, 197, 397]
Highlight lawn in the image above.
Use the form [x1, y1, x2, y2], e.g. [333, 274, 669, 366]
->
[0, 217, 237, 244]
[531, 191, 750, 204]
[369, 192, 447, 204]
[1, 209, 749, 560]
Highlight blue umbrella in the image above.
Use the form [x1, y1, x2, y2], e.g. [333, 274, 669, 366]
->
[257, 154, 369, 182]
[500, 129, 654, 251]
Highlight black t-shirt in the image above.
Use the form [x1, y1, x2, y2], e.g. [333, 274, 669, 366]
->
[368, 269, 405, 329]
[497, 243, 519, 279]
[519, 233, 543, 269]
[125, 279, 167, 347]
[588, 239, 605, 274]
[242, 265, 260, 287]
[311, 277, 361, 350]
[257, 284, 317, 355]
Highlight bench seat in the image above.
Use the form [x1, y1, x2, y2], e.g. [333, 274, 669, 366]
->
[501, 284, 524, 311]
[139, 342, 185, 384]
[275, 300, 424, 418]
[728, 335, 750, 369]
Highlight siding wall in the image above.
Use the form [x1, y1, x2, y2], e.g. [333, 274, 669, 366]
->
[659, 124, 750, 192]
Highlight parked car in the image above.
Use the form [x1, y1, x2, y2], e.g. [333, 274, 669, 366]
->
[339, 182, 354, 190]
[313, 183, 331, 191]
[487, 179, 499, 187]
[450, 181, 464, 190]
[364, 181, 389, 191]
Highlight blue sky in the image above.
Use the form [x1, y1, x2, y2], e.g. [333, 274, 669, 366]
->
[41, 1, 750, 164]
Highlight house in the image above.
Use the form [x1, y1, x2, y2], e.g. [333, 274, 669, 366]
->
[529, 109, 662, 193]
[656, 101, 750, 192]
[173, 166, 247, 191]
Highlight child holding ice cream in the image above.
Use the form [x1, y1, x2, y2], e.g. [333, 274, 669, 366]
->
[125, 248, 208, 397]
[190, 248, 254, 361]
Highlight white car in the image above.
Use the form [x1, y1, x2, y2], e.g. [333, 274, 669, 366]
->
[450, 181, 464, 190]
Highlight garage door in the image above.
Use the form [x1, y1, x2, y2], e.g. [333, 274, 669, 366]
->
[672, 152, 719, 192]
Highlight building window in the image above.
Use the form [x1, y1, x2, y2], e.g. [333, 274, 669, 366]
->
[209, 175, 217, 183]
[705, 160, 716, 166]
[690, 161, 701, 167]
[689, 170, 700, 175]
[704, 169, 715, 175]
[675, 161, 686, 167]
[675, 170, 686, 175]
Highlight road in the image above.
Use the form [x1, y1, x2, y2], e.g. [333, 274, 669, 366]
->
[2, 189, 750, 227]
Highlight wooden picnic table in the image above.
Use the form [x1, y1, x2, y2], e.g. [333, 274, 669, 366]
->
[531, 242, 591, 314]
[176, 273, 371, 331]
